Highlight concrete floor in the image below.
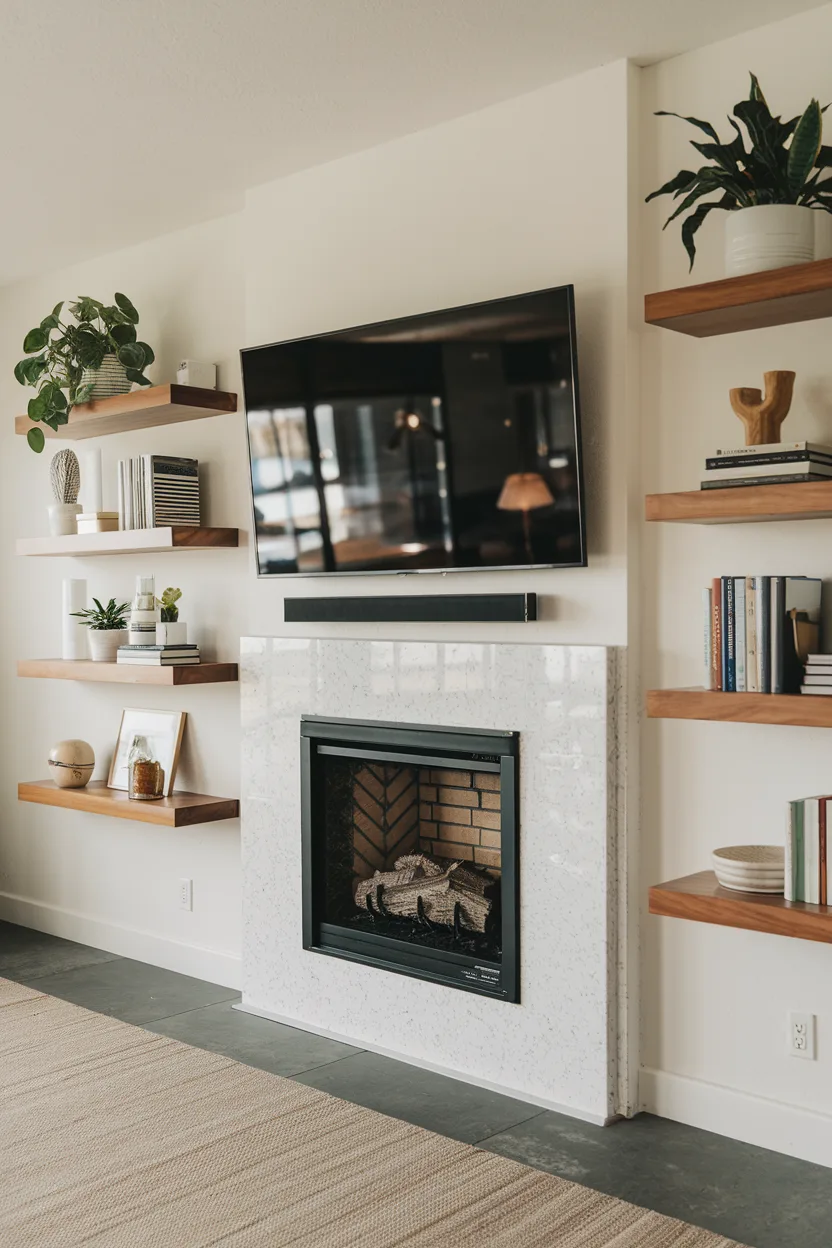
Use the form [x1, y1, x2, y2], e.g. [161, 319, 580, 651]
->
[2, 919, 830, 1248]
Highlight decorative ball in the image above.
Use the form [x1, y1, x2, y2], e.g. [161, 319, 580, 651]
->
[48, 739, 95, 789]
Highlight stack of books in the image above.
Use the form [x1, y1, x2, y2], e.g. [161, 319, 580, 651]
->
[703, 575, 821, 693]
[786, 797, 832, 903]
[801, 655, 832, 696]
[117, 644, 201, 667]
[117, 455, 200, 529]
[701, 441, 832, 490]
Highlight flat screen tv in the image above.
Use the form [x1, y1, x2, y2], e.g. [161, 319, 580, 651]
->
[242, 285, 585, 577]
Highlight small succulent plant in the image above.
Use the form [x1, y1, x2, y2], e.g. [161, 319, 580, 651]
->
[70, 598, 130, 631]
[157, 587, 182, 622]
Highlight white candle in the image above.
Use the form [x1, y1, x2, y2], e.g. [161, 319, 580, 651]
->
[82, 449, 103, 512]
[62, 579, 87, 660]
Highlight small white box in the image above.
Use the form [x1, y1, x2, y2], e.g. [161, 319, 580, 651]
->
[177, 360, 217, 389]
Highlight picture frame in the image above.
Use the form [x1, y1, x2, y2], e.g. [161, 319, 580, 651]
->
[108, 708, 187, 797]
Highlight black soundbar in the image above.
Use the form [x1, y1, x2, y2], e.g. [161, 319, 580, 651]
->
[283, 593, 537, 624]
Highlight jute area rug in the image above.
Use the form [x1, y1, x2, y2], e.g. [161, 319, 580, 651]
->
[0, 978, 745, 1247]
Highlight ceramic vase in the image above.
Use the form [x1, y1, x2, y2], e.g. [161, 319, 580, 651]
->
[87, 629, 124, 662]
[725, 205, 815, 276]
[48, 502, 82, 536]
[48, 739, 95, 789]
[156, 621, 187, 646]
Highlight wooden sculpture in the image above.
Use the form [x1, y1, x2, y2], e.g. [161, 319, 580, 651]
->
[729, 370, 796, 446]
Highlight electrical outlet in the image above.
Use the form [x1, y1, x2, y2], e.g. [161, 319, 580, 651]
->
[179, 878, 193, 912]
[788, 1011, 816, 1060]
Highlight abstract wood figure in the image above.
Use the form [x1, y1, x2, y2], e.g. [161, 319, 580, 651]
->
[729, 370, 795, 446]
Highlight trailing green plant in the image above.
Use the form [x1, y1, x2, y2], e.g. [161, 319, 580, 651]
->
[646, 74, 832, 269]
[157, 587, 182, 622]
[15, 294, 155, 453]
[70, 597, 130, 631]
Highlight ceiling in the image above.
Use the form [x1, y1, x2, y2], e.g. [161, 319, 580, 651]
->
[0, 0, 826, 284]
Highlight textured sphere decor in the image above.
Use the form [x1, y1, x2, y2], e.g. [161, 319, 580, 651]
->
[49, 449, 80, 504]
[47, 740, 95, 789]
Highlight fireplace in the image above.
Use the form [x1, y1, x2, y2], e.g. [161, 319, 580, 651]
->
[300, 716, 519, 1001]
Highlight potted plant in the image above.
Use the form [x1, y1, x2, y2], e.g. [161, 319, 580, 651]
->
[156, 587, 186, 645]
[14, 294, 155, 453]
[70, 597, 130, 662]
[647, 74, 832, 275]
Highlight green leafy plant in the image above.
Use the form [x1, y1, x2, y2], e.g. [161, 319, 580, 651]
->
[646, 74, 832, 268]
[15, 294, 155, 453]
[157, 587, 182, 622]
[70, 597, 130, 631]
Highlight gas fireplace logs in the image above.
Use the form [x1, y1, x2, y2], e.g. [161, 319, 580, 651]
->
[354, 852, 493, 932]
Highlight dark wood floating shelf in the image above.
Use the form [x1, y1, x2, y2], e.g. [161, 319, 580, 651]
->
[645, 480, 832, 525]
[647, 688, 832, 728]
[18, 780, 238, 827]
[17, 659, 238, 686]
[645, 257, 832, 337]
[650, 871, 832, 944]
[17, 527, 239, 557]
[14, 383, 238, 441]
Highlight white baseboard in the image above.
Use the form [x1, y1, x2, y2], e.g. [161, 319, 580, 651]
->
[0, 892, 241, 990]
[641, 1067, 832, 1168]
[236, 999, 612, 1125]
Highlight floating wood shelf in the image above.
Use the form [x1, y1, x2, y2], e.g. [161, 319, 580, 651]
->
[647, 688, 832, 728]
[17, 659, 238, 685]
[18, 780, 238, 827]
[645, 257, 832, 337]
[650, 871, 832, 944]
[645, 480, 832, 525]
[17, 527, 238, 557]
[14, 384, 238, 441]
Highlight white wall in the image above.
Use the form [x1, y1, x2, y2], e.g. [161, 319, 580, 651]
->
[641, 3, 832, 1166]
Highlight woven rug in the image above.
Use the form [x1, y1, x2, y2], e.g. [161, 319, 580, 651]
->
[0, 978, 744, 1247]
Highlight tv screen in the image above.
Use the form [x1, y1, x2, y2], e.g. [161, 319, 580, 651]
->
[242, 285, 585, 576]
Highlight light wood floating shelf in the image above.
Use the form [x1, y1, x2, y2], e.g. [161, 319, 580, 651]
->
[14, 384, 237, 441]
[647, 688, 832, 728]
[646, 480, 832, 525]
[645, 257, 832, 337]
[17, 659, 238, 685]
[19, 780, 238, 827]
[650, 871, 832, 944]
[17, 527, 238, 557]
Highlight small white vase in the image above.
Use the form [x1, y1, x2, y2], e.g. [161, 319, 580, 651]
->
[156, 621, 187, 646]
[79, 354, 131, 399]
[725, 205, 815, 277]
[88, 629, 124, 662]
[48, 502, 81, 536]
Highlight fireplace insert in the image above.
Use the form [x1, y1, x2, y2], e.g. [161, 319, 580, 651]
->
[300, 716, 519, 1001]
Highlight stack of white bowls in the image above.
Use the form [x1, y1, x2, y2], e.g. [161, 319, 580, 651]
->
[712, 846, 785, 894]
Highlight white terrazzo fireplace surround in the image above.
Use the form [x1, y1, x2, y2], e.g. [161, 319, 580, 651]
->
[240, 638, 624, 1124]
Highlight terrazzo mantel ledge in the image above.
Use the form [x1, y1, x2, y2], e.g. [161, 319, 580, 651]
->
[239, 638, 627, 1124]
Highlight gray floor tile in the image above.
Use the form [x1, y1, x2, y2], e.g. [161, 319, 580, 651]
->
[28, 957, 239, 1024]
[292, 1049, 542, 1144]
[0, 920, 121, 981]
[146, 1001, 363, 1076]
[482, 1109, 832, 1248]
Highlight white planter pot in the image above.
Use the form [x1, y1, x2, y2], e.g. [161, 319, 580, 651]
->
[156, 621, 187, 646]
[79, 354, 131, 398]
[725, 205, 815, 276]
[48, 502, 81, 536]
[87, 629, 125, 662]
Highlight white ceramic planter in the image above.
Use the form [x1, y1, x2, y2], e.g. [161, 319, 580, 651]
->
[48, 502, 81, 536]
[79, 354, 131, 398]
[88, 629, 125, 662]
[725, 205, 815, 276]
[156, 621, 187, 646]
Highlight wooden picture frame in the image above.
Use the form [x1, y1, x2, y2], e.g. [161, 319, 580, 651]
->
[108, 708, 187, 797]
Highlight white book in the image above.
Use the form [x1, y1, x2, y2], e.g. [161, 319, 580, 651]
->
[703, 587, 713, 689]
[713, 441, 832, 457]
[117, 460, 124, 530]
[734, 578, 746, 691]
[705, 461, 832, 479]
[805, 798, 820, 904]
[746, 578, 758, 692]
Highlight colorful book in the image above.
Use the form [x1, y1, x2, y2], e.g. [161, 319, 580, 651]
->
[805, 799, 820, 904]
[735, 578, 746, 692]
[703, 587, 713, 690]
[711, 577, 722, 692]
[723, 577, 736, 692]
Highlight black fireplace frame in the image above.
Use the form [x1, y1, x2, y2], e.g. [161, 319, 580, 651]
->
[300, 716, 520, 1002]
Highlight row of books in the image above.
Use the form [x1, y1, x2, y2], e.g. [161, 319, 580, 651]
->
[701, 441, 832, 491]
[786, 798, 832, 903]
[117, 455, 200, 530]
[117, 644, 200, 667]
[703, 575, 821, 693]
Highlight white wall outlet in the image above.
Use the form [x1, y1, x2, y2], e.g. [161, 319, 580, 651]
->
[788, 1011, 816, 1060]
[179, 878, 193, 912]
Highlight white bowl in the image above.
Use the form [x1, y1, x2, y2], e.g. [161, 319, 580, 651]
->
[713, 845, 784, 869]
[715, 876, 784, 894]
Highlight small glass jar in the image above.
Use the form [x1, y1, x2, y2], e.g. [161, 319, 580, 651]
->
[127, 734, 165, 801]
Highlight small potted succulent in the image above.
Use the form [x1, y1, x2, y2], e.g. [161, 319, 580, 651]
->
[647, 74, 832, 275]
[15, 294, 155, 453]
[156, 587, 186, 645]
[70, 597, 130, 662]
